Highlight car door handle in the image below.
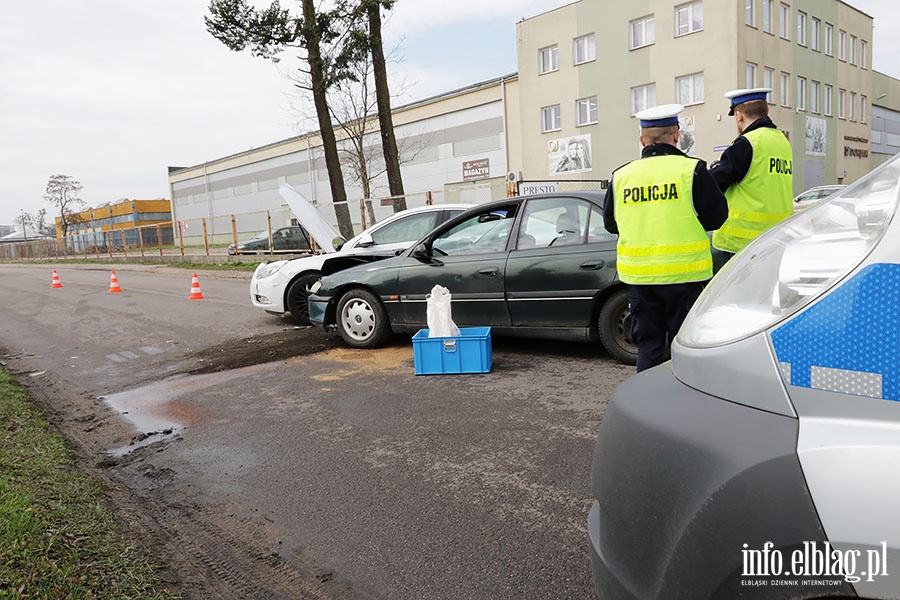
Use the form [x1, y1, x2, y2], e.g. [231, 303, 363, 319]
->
[580, 260, 605, 270]
[477, 267, 500, 277]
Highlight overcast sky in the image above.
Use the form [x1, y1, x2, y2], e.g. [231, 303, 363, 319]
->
[1, 0, 898, 226]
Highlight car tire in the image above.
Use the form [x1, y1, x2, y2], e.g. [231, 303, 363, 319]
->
[598, 288, 638, 365]
[336, 288, 392, 349]
[285, 271, 321, 326]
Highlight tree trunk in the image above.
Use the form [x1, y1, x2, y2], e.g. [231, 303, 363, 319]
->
[302, 0, 355, 239]
[367, 1, 406, 211]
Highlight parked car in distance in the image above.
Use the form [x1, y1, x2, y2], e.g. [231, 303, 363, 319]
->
[308, 193, 638, 365]
[228, 225, 314, 255]
[793, 184, 846, 211]
[251, 186, 471, 325]
[589, 157, 900, 598]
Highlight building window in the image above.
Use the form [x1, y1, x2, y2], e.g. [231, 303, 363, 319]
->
[746, 0, 755, 26]
[824, 23, 833, 55]
[630, 15, 655, 49]
[779, 4, 790, 40]
[797, 11, 807, 46]
[849, 35, 857, 65]
[838, 88, 846, 118]
[762, 0, 773, 33]
[764, 67, 775, 102]
[574, 34, 596, 65]
[811, 80, 820, 113]
[676, 72, 704, 105]
[539, 45, 559, 74]
[860, 95, 867, 123]
[824, 84, 833, 115]
[576, 96, 598, 126]
[746, 62, 757, 88]
[675, 1, 703, 37]
[542, 105, 561, 132]
[811, 17, 820, 51]
[631, 83, 657, 114]
[861, 40, 868, 68]
[797, 77, 806, 111]
[780, 72, 790, 107]
[838, 30, 846, 61]
[850, 91, 857, 121]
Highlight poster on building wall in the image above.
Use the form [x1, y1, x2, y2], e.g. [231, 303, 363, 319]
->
[678, 115, 697, 156]
[806, 116, 827, 157]
[549, 134, 593, 175]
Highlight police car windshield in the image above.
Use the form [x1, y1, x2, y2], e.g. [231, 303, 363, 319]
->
[678, 155, 900, 348]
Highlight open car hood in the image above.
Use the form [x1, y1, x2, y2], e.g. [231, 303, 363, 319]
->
[279, 183, 344, 253]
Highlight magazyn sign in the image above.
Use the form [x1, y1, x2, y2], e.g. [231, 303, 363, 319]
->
[462, 158, 490, 181]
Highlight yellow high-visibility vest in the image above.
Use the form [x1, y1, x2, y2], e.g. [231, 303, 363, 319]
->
[613, 154, 713, 285]
[713, 127, 794, 253]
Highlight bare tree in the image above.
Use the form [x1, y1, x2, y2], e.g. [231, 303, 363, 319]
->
[14, 209, 50, 236]
[33, 209, 49, 235]
[207, 0, 357, 239]
[312, 52, 429, 227]
[44, 174, 85, 237]
[342, 0, 405, 210]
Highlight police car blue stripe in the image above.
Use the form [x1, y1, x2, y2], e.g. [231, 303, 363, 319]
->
[770, 263, 900, 401]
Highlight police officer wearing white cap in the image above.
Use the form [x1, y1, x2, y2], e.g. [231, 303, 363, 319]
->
[710, 88, 794, 264]
[603, 104, 727, 372]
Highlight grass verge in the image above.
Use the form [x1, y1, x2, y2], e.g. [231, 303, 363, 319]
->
[0, 368, 180, 599]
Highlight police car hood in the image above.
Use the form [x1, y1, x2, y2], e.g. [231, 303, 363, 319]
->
[279, 183, 344, 253]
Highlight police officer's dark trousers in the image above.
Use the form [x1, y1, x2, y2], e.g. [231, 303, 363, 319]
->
[629, 281, 705, 372]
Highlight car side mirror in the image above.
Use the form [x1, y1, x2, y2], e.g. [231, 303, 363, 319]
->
[357, 232, 375, 247]
[411, 242, 430, 259]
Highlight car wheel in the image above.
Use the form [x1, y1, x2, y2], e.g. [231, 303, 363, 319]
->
[598, 288, 638, 365]
[285, 271, 321, 326]
[336, 288, 392, 349]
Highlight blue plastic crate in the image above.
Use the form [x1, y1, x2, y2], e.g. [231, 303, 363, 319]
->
[412, 327, 493, 375]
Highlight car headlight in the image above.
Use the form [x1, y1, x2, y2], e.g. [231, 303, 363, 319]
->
[678, 157, 900, 349]
[254, 261, 287, 279]
[309, 280, 323, 294]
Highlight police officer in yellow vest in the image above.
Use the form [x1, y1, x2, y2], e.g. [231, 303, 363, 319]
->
[604, 104, 728, 372]
[710, 88, 794, 263]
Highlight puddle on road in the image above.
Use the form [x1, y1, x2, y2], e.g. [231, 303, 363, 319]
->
[102, 361, 285, 456]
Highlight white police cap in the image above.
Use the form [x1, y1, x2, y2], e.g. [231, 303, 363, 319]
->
[725, 87, 771, 115]
[634, 103, 684, 128]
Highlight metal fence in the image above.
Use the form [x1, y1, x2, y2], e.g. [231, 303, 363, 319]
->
[2, 178, 606, 261]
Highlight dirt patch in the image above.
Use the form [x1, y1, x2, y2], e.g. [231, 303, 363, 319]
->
[184, 326, 344, 374]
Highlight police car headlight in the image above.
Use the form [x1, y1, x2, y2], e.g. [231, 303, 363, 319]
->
[678, 156, 900, 348]
[254, 260, 287, 279]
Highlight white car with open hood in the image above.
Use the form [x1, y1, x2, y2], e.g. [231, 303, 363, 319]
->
[250, 183, 470, 324]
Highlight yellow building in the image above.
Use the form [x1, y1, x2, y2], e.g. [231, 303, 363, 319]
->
[56, 198, 172, 250]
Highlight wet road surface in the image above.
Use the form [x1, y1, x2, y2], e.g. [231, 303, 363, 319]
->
[0, 263, 631, 599]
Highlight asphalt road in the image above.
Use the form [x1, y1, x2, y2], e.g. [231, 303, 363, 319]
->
[0, 262, 632, 600]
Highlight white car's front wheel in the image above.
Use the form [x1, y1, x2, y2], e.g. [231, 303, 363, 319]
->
[285, 271, 321, 326]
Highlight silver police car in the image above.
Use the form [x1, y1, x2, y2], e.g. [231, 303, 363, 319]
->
[589, 155, 900, 598]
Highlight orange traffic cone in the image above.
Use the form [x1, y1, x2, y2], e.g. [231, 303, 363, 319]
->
[51, 269, 63, 289]
[188, 273, 204, 300]
[108, 270, 123, 293]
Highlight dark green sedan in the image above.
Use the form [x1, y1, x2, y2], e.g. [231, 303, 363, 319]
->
[308, 193, 637, 364]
